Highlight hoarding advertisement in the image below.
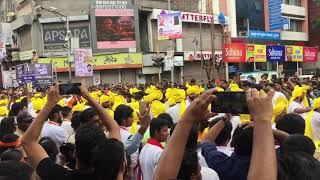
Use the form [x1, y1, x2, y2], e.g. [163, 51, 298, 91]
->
[96, 9, 135, 49]
[94, 0, 136, 49]
[303, 47, 318, 63]
[286, 46, 303, 62]
[254, 45, 267, 62]
[266, 45, 285, 62]
[74, 49, 94, 77]
[157, 12, 183, 40]
[15, 63, 53, 86]
[246, 44, 254, 62]
[223, 44, 246, 63]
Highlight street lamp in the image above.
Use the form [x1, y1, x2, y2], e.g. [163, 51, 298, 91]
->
[36, 5, 72, 82]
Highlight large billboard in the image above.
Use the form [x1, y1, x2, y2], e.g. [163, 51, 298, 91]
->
[157, 12, 182, 40]
[93, 0, 137, 50]
[42, 23, 91, 51]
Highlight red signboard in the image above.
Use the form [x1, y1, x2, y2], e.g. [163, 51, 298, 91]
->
[303, 47, 318, 63]
[223, 43, 246, 62]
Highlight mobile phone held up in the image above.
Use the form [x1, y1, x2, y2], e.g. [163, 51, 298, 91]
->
[211, 92, 249, 114]
[59, 83, 81, 95]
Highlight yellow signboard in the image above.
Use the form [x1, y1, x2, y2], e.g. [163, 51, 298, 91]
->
[38, 53, 143, 72]
[254, 45, 267, 62]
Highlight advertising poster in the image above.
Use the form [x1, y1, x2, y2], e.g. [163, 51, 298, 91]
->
[286, 46, 303, 62]
[93, 72, 101, 86]
[33, 64, 53, 86]
[74, 49, 94, 77]
[303, 47, 318, 63]
[254, 44, 267, 62]
[266, 45, 285, 62]
[157, 12, 183, 40]
[223, 43, 246, 63]
[15, 63, 53, 86]
[246, 44, 254, 62]
[95, 0, 136, 49]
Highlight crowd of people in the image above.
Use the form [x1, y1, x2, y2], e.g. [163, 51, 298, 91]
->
[0, 73, 320, 180]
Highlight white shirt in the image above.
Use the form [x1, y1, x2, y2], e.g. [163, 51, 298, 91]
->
[166, 103, 181, 124]
[139, 143, 163, 180]
[61, 120, 74, 136]
[217, 146, 233, 156]
[27, 102, 36, 117]
[120, 127, 139, 169]
[201, 167, 220, 180]
[272, 91, 287, 106]
[40, 121, 68, 149]
[288, 101, 307, 119]
[198, 149, 209, 168]
[311, 111, 320, 141]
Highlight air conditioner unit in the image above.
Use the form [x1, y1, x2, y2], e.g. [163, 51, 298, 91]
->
[239, 31, 248, 37]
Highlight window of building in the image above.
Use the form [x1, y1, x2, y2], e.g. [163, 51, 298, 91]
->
[289, 19, 303, 32]
[282, 0, 302, 6]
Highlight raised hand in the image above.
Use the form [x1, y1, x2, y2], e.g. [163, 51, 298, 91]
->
[246, 88, 274, 122]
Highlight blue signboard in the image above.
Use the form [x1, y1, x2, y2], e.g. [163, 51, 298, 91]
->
[249, 30, 281, 40]
[266, 45, 285, 62]
[268, 0, 282, 31]
[228, 66, 237, 73]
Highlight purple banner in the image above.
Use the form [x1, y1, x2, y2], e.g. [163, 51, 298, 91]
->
[266, 45, 285, 62]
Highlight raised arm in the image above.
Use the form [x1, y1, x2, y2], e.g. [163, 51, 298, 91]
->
[79, 82, 120, 140]
[21, 85, 62, 168]
[153, 89, 216, 180]
[247, 89, 277, 180]
[202, 114, 232, 144]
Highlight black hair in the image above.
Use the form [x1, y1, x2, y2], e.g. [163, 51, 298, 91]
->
[276, 113, 305, 135]
[8, 102, 24, 117]
[177, 149, 199, 180]
[0, 117, 15, 140]
[0, 149, 23, 162]
[71, 112, 82, 131]
[231, 127, 253, 157]
[280, 134, 316, 155]
[61, 106, 72, 118]
[92, 138, 125, 180]
[277, 152, 320, 180]
[39, 137, 59, 162]
[157, 113, 174, 128]
[75, 123, 106, 166]
[150, 118, 169, 138]
[60, 143, 76, 169]
[210, 119, 232, 145]
[81, 108, 98, 124]
[0, 161, 33, 180]
[48, 105, 62, 121]
[114, 104, 134, 125]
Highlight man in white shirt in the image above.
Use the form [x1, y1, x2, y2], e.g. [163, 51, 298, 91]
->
[139, 118, 169, 180]
[288, 87, 312, 119]
[60, 106, 74, 136]
[40, 105, 68, 149]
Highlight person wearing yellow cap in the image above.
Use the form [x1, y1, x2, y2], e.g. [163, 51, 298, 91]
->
[166, 88, 186, 123]
[288, 86, 312, 119]
[305, 98, 320, 147]
[271, 83, 288, 123]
